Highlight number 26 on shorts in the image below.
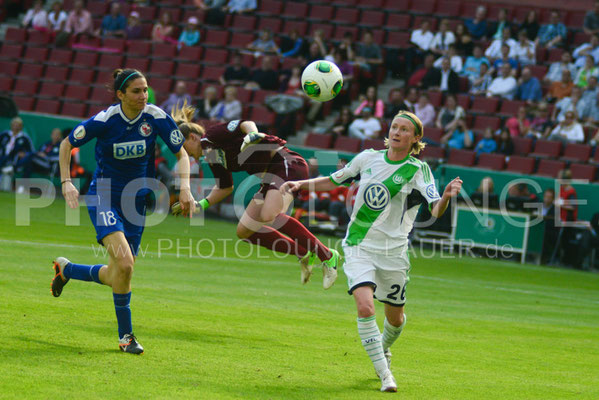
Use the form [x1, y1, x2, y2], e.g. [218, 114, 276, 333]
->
[387, 284, 406, 302]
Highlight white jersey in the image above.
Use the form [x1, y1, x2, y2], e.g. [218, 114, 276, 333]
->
[330, 149, 441, 252]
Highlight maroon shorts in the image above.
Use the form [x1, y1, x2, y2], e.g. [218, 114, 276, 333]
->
[255, 148, 308, 199]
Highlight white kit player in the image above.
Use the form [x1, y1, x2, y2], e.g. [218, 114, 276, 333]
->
[281, 111, 462, 392]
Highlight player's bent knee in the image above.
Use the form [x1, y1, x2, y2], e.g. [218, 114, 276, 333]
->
[356, 302, 376, 318]
[114, 257, 134, 279]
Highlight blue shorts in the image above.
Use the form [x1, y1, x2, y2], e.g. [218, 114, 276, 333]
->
[87, 192, 147, 256]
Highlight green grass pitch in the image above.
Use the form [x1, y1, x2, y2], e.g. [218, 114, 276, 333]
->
[0, 192, 597, 399]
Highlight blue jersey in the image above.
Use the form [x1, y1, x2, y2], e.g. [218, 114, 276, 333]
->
[69, 103, 184, 194]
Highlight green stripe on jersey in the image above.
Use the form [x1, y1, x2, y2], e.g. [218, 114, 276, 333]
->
[346, 162, 419, 246]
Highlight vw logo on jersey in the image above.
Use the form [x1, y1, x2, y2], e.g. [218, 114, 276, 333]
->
[227, 120, 240, 132]
[363, 183, 390, 211]
[170, 129, 184, 145]
[139, 122, 153, 137]
[73, 125, 85, 140]
[392, 174, 404, 185]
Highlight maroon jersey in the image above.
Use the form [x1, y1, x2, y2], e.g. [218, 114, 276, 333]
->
[200, 120, 287, 188]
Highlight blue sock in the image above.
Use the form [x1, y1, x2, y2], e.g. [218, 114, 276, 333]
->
[113, 292, 133, 339]
[63, 263, 103, 284]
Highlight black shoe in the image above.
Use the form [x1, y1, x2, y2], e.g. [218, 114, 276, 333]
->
[51, 257, 70, 297]
[119, 333, 144, 355]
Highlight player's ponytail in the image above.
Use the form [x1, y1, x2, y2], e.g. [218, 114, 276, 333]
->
[171, 101, 205, 139]
[384, 110, 426, 155]
[112, 69, 144, 94]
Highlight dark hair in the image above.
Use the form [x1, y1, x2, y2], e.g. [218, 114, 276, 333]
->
[112, 68, 144, 94]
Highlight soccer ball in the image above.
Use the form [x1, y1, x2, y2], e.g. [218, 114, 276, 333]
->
[301, 60, 343, 102]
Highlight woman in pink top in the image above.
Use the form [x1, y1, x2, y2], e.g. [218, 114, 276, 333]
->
[414, 93, 436, 127]
[505, 106, 531, 136]
[152, 12, 177, 44]
[354, 86, 384, 119]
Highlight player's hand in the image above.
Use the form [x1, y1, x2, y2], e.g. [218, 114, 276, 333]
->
[176, 188, 196, 217]
[280, 181, 302, 195]
[63, 181, 79, 209]
[240, 132, 266, 152]
[443, 177, 463, 198]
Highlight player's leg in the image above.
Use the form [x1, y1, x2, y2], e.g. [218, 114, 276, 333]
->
[382, 304, 406, 367]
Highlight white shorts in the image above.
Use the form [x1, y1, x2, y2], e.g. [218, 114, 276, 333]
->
[342, 245, 410, 306]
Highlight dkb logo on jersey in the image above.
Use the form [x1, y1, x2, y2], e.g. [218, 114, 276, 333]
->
[114, 140, 146, 160]
[363, 183, 390, 211]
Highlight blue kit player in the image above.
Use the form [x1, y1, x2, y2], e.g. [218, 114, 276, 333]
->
[51, 69, 196, 354]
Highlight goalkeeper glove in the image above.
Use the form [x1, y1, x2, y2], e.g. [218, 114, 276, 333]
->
[240, 131, 265, 152]
[172, 198, 210, 216]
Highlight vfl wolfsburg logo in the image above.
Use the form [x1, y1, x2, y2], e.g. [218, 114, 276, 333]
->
[392, 174, 404, 185]
[363, 183, 390, 211]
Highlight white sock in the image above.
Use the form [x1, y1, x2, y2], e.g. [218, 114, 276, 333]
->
[357, 316, 388, 376]
[382, 314, 406, 351]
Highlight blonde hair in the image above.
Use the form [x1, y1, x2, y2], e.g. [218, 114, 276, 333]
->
[384, 110, 426, 155]
[171, 102, 205, 139]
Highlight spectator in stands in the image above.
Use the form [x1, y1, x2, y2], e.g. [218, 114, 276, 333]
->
[495, 128, 514, 155]
[577, 81, 598, 122]
[404, 87, 419, 110]
[440, 117, 473, 149]
[433, 45, 462, 73]
[224, 0, 257, 14]
[98, 2, 126, 38]
[47, 1, 67, 33]
[125, 11, 142, 40]
[0, 117, 34, 180]
[304, 42, 326, 66]
[178, 17, 201, 47]
[65, 0, 93, 37]
[575, 55, 599, 88]
[537, 10, 567, 48]
[486, 28, 517, 61]
[461, 45, 490, 81]
[548, 69, 575, 101]
[325, 48, 354, 106]
[151, 11, 176, 44]
[195, 0, 227, 25]
[544, 52, 577, 85]
[220, 52, 250, 86]
[414, 93, 436, 127]
[326, 159, 351, 226]
[475, 128, 497, 155]
[584, 0, 599, 35]
[553, 86, 584, 122]
[540, 188, 559, 264]
[196, 86, 219, 119]
[584, 90, 599, 126]
[348, 107, 382, 140]
[436, 95, 465, 132]
[589, 126, 599, 144]
[209, 86, 242, 122]
[489, 43, 518, 77]
[475, 176, 495, 195]
[573, 35, 599, 68]
[422, 57, 459, 94]
[547, 111, 585, 143]
[245, 55, 280, 91]
[513, 30, 536, 66]
[520, 10, 540, 41]
[355, 30, 383, 85]
[465, 6, 488, 40]
[354, 86, 384, 120]
[558, 169, 578, 222]
[487, 63, 517, 99]
[431, 19, 456, 56]
[488, 8, 511, 40]
[330, 107, 354, 137]
[384, 88, 411, 119]
[246, 28, 279, 56]
[279, 29, 305, 58]
[22, 0, 48, 30]
[517, 67, 543, 102]
[160, 81, 193, 114]
[530, 102, 553, 138]
[582, 76, 599, 104]
[469, 62, 493, 96]
[19, 127, 62, 179]
[454, 23, 474, 56]
[407, 53, 435, 87]
[406, 20, 434, 75]
[338, 32, 356, 63]
[505, 106, 531, 137]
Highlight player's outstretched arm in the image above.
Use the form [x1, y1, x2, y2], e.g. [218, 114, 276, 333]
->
[59, 138, 79, 209]
[431, 177, 463, 218]
[172, 185, 233, 216]
[280, 176, 338, 195]
[174, 148, 196, 217]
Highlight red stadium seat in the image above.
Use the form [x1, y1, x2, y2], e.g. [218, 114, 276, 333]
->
[448, 149, 476, 167]
[512, 137, 533, 155]
[152, 43, 177, 59]
[385, 13, 411, 30]
[308, 5, 334, 22]
[39, 82, 65, 98]
[47, 48, 73, 65]
[5, 27, 27, 43]
[359, 10, 385, 27]
[13, 96, 36, 112]
[102, 38, 125, 52]
[136, 5, 156, 20]
[28, 29, 51, 45]
[174, 63, 202, 79]
[258, 0, 283, 16]
[201, 65, 225, 82]
[70, 68, 95, 84]
[333, 136, 361, 153]
[477, 153, 506, 170]
[235, 87, 253, 103]
[45, 65, 69, 81]
[333, 25, 359, 41]
[536, 159, 566, 178]
[148, 77, 173, 96]
[258, 17, 282, 34]
[506, 156, 535, 174]
[473, 116, 501, 132]
[87, 0, 107, 15]
[204, 30, 230, 47]
[13, 78, 39, 95]
[126, 41, 151, 56]
[229, 32, 254, 48]
[282, 2, 309, 18]
[125, 57, 150, 71]
[231, 14, 256, 31]
[567, 11, 586, 28]
[529, 140, 562, 158]
[419, 145, 445, 160]
[97, 53, 124, 70]
[560, 143, 592, 163]
[357, 0, 385, 9]
[425, 127, 443, 143]
[285, 20, 309, 36]
[570, 163, 597, 181]
[252, 90, 278, 105]
[0, 76, 13, 92]
[89, 86, 115, 106]
[75, 35, 101, 48]
[177, 46, 203, 62]
[304, 132, 333, 149]
[456, 94, 470, 109]
[0, 44, 23, 59]
[88, 104, 107, 116]
[334, 8, 360, 25]
[0, 61, 19, 76]
[362, 139, 386, 150]
[547, 48, 564, 62]
[203, 48, 229, 64]
[384, 31, 411, 48]
[149, 60, 175, 76]
[428, 91, 443, 108]
[435, 0, 460, 17]
[410, 0, 436, 14]
[498, 100, 525, 117]
[61, 101, 88, 118]
[250, 105, 276, 126]
[72, 51, 99, 68]
[64, 84, 90, 101]
[528, 65, 547, 81]
[36, 99, 61, 115]
[470, 96, 499, 114]
[23, 47, 48, 62]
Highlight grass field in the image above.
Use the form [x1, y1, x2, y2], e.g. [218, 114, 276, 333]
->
[0, 191, 598, 399]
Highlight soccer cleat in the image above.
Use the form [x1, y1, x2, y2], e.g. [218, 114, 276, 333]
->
[380, 369, 398, 392]
[119, 333, 144, 355]
[51, 257, 71, 297]
[322, 248, 339, 290]
[299, 252, 318, 284]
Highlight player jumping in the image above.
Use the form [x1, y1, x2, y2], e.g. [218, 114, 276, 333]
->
[281, 111, 463, 392]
